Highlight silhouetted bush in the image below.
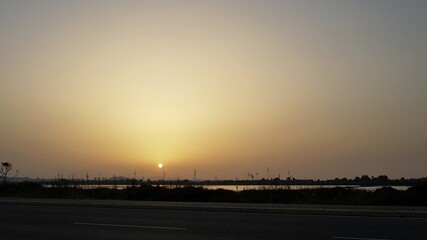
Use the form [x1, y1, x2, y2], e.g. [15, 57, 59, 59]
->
[1, 183, 427, 206]
[407, 183, 427, 194]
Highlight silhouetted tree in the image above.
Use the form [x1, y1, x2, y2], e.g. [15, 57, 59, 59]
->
[377, 175, 389, 182]
[360, 175, 371, 182]
[1, 162, 18, 185]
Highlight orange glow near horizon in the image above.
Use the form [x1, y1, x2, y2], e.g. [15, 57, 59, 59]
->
[1, 1, 426, 180]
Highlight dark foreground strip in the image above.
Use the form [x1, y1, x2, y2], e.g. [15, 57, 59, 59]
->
[1, 199, 427, 218]
[74, 222, 186, 230]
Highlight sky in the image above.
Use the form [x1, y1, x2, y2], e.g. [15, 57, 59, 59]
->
[1, 0, 426, 180]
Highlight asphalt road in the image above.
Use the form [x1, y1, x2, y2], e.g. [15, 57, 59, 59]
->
[0, 203, 426, 240]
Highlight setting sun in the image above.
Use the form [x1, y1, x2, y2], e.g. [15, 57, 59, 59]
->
[0, 1, 426, 238]
[0, 1, 426, 180]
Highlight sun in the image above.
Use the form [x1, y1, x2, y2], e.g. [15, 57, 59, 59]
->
[158, 163, 163, 169]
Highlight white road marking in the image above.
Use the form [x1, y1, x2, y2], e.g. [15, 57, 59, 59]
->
[333, 237, 391, 240]
[74, 222, 186, 230]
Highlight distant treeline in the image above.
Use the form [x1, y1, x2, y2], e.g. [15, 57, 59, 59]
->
[174, 175, 427, 187]
[33, 174, 427, 187]
[1, 181, 427, 206]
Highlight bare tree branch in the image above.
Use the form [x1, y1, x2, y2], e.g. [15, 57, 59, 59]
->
[1, 162, 17, 184]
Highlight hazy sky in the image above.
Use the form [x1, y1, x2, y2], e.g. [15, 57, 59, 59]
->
[1, 0, 426, 180]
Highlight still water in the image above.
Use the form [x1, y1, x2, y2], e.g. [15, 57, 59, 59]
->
[202, 185, 410, 191]
[47, 184, 410, 191]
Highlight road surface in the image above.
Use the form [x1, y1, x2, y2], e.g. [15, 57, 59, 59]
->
[0, 203, 426, 240]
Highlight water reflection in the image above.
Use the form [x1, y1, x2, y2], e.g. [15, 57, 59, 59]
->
[43, 184, 410, 191]
[202, 185, 410, 191]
